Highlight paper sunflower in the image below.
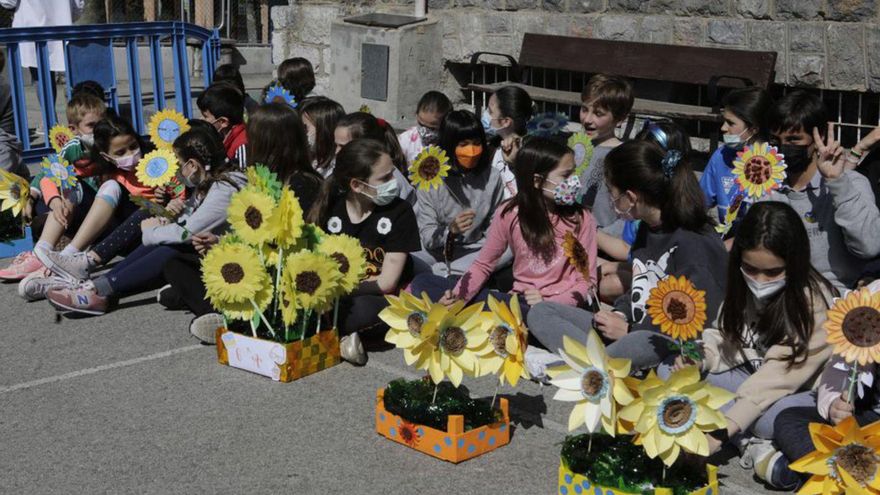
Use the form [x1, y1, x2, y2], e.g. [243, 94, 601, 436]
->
[409, 146, 450, 191]
[527, 112, 569, 138]
[550, 332, 634, 436]
[227, 187, 277, 246]
[148, 109, 190, 150]
[562, 230, 592, 285]
[283, 251, 342, 313]
[0, 168, 31, 216]
[202, 242, 271, 314]
[130, 195, 176, 220]
[41, 154, 77, 189]
[246, 164, 283, 200]
[265, 84, 297, 108]
[790, 416, 880, 495]
[135, 149, 179, 188]
[421, 300, 490, 387]
[619, 366, 735, 466]
[825, 288, 880, 366]
[568, 132, 594, 178]
[267, 186, 304, 248]
[279, 275, 299, 327]
[48, 125, 74, 153]
[646, 275, 707, 342]
[381, 291, 436, 367]
[480, 295, 530, 386]
[316, 233, 367, 294]
[732, 142, 787, 199]
[714, 193, 744, 236]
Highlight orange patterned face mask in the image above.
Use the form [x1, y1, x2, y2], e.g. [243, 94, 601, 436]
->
[455, 144, 483, 169]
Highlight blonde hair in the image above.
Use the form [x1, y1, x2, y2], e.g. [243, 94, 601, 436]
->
[66, 94, 106, 126]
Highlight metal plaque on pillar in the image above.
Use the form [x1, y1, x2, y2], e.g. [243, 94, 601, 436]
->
[361, 43, 389, 102]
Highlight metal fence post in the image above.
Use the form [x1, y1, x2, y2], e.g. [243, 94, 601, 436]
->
[125, 37, 145, 134]
[149, 34, 166, 112]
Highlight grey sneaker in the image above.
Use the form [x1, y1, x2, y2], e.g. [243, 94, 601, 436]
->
[35, 249, 91, 281]
[340, 332, 367, 366]
[524, 345, 563, 385]
[189, 313, 225, 344]
[18, 268, 69, 301]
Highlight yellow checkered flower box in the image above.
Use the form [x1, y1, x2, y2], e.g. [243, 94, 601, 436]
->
[215, 327, 340, 382]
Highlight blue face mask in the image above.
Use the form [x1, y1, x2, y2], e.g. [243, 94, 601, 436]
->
[481, 108, 499, 137]
[360, 178, 398, 206]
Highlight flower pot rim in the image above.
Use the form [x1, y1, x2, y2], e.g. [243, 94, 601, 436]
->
[376, 387, 510, 435]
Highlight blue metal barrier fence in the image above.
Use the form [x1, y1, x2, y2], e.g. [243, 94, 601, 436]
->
[0, 21, 220, 162]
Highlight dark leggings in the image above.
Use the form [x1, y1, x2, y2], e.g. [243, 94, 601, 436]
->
[409, 273, 529, 318]
[163, 252, 214, 316]
[91, 209, 150, 262]
[335, 294, 391, 337]
[94, 243, 195, 297]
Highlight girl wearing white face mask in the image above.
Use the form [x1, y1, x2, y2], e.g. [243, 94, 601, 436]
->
[484, 86, 533, 200]
[668, 202, 837, 480]
[306, 139, 421, 365]
[699, 87, 772, 234]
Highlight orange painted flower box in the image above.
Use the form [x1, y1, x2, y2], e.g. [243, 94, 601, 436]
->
[558, 461, 719, 495]
[215, 327, 340, 382]
[375, 387, 510, 463]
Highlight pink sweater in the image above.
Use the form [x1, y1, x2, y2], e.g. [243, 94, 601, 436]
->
[452, 205, 598, 306]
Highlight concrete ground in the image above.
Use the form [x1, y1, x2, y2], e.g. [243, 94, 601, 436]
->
[0, 261, 780, 495]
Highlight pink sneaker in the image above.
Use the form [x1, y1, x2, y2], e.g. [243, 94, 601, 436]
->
[47, 282, 108, 316]
[0, 251, 44, 281]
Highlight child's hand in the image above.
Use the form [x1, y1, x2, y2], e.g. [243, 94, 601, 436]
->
[449, 210, 476, 235]
[672, 355, 702, 373]
[153, 186, 169, 205]
[523, 288, 543, 306]
[23, 196, 35, 223]
[140, 217, 163, 231]
[594, 310, 629, 341]
[814, 123, 845, 180]
[829, 394, 854, 425]
[501, 135, 522, 164]
[438, 289, 458, 307]
[49, 197, 73, 228]
[166, 198, 186, 217]
[192, 231, 219, 255]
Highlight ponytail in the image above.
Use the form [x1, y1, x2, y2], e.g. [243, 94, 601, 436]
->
[306, 139, 388, 226]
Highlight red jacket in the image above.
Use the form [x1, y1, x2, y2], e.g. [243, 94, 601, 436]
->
[224, 123, 248, 162]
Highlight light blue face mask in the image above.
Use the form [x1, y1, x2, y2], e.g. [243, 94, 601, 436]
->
[481, 108, 499, 137]
[360, 178, 399, 206]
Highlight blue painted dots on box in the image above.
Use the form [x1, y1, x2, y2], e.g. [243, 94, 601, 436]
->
[457, 438, 465, 448]
[488, 437, 496, 446]
[581, 480, 590, 489]
[574, 485, 582, 494]
[379, 413, 385, 422]
[389, 427, 397, 437]
[467, 444, 476, 454]
[444, 436, 452, 447]
[433, 444, 441, 453]
[478, 431, 486, 440]
[564, 474, 572, 484]
[560, 487, 568, 495]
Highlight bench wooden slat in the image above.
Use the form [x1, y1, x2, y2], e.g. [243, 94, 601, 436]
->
[518, 33, 777, 89]
[468, 82, 723, 122]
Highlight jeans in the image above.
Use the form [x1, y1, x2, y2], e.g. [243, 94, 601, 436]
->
[94, 243, 195, 297]
[163, 252, 213, 316]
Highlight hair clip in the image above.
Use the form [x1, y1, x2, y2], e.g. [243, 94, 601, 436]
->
[376, 118, 389, 129]
[661, 150, 682, 178]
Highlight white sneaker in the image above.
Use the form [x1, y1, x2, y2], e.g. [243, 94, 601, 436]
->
[189, 313, 225, 344]
[739, 437, 776, 470]
[35, 249, 92, 281]
[524, 345, 562, 385]
[340, 332, 367, 366]
[18, 268, 69, 301]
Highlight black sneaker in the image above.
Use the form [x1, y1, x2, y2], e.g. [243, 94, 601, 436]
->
[157, 284, 185, 310]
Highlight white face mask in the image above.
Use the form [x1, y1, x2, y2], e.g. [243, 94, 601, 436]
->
[741, 267, 786, 301]
[80, 133, 95, 147]
[359, 178, 398, 206]
[108, 149, 142, 171]
[611, 191, 635, 221]
[722, 129, 751, 149]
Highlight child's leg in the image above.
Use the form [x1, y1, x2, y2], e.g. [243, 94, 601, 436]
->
[336, 294, 390, 336]
[752, 392, 817, 440]
[526, 302, 594, 354]
[163, 253, 215, 316]
[409, 273, 457, 301]
[598, 261, 632, 303]
[68, 180, 123, 251]
[605, 330, 676, 371]
[92, 244, 191, 297]
[89, 209, 151, 264]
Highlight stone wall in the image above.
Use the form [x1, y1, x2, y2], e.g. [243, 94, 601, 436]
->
[272, 0, 880, 97]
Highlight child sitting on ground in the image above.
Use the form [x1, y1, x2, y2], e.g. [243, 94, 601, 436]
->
[398, 91, 453, 165]
[197, 83, 247, 167]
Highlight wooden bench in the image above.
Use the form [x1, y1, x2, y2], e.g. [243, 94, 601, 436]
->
[467, 34, 777, 147]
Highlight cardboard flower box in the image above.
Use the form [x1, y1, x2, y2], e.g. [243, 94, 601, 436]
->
[558, 461, 719, 495]
[375, 387, 511, 463]
[215, 327, 340, 382]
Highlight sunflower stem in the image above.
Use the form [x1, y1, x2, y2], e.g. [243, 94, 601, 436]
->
[248, 315, 257, 337]
[273, 245, 284, 316]
[847, 363, 859, 405]
[301, 309, 312, 340]
[432, 383, 439, 404]
[588, 434, 593, 454]
[662, 464, 666, 484]
[250, 299, 276, 338]
[491, 382, 500, 410]
[332, 297, 340, 331]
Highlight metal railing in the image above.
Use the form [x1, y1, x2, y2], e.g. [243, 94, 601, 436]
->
[0, 21, 220, 162]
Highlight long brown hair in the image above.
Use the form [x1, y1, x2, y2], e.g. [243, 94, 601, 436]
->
[337, 112, 407, 173]
[501, 137, 581, 260]
[246, 103, 321, 187]
[301, 97, 345, 173]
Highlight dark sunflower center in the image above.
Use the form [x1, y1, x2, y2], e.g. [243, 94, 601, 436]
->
[418, 157, 440, 180]
[581, 370, 605, 397]
[489, 326, 510, 357]
[10, 184, 20, 200]
[295, 271, 321, 295]
[244, 206, 263, 229]
[400, 425, 414, 442]
[842, 307, 880, 347]
[439, 326, 467, 354]
[282, 297, 290, 308]
[744, 156, 772, 184]
[666, 297, 689, 322]
[220, 262, 245, 284]
[662, 399, 693, 429]
[834, 444, 879, 486]
[330, 252, 350, 274]
[406, 312, 425, 337]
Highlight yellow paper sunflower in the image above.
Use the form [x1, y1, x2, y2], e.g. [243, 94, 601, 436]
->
[568, 132, 594, 178]
[279, 275, 299, 327]
[284, 251, 342, 313]
[790, 416, 880, 495]
[732, 142, 787, 199]
[227, 187, 277, 246]
[148, 109, 190, 150]
[619, 366, 735, 466]
[201, 242, 271, 316]
[563, 230, 592, 285]
[480, 295, 530, 386]
[646, 275, 707, 342]
[381, 291, 436, 367]
[135, 149, 179, 188]
[316, 233, 367, 295]
[825, 288, 880, 366]
[267, 186, 304, 248]
[41, 154, 77, 189]
[550, 332, 634, 436]
[48, 124, 75, 153]
[409, 145, 450, 191]
[421, 300, 491, 387]
[0, 168, 31, 216]
[246, 164, 283, 200]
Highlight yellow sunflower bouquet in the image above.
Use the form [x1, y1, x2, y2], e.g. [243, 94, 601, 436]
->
[201, 167, 365, 343]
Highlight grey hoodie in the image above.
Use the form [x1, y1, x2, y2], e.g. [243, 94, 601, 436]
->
[416, 164, 505, 260]
[759, 170, 880, 290]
